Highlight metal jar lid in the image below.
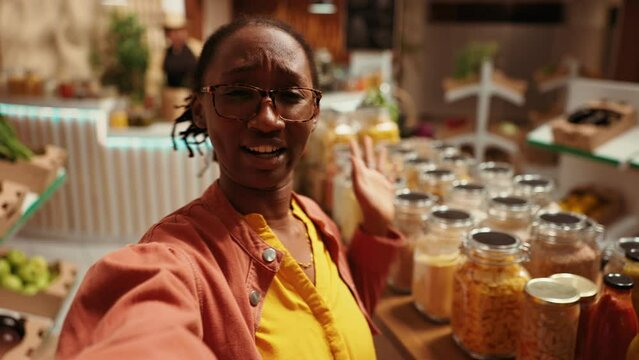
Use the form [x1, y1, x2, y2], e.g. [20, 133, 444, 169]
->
[429, 206, 474, 228]
[451, 181, 486, 194]
[550, 273, 598, 302]
[441, 154, 476, 167]
[534, 211, 587, 232]
[487, 195, 533, 220]
[465, 228, 527, 264]
[604, 273, 634, 290]
[513, 174, 555, 194]
[395, 190, 438, 208]
[525, 278, 581, 306]
[618, 237, 639, 253]
[406, 157, 433, 166]
[626, 248, 639, 262]
[478, 161, 513, 175]
[421, 167, 456, 182]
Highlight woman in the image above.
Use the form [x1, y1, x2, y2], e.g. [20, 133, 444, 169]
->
[57, 17, 403, 359]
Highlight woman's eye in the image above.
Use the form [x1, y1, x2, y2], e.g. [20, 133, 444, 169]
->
[277, 90, 306, 103]
[222, 88, 255, 99]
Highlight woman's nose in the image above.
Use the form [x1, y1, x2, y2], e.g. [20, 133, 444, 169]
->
[247, 97, 285, 132]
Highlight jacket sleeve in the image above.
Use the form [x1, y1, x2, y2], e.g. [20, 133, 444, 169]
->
[346, 225, 404, 315]
[56, 243, 216, 360]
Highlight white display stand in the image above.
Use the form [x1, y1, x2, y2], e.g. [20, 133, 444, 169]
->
[527, 78, 639, 242]
[443, 60, 525, 162]
[536, 58, 580, 93]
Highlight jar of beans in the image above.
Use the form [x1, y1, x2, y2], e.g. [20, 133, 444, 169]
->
[452, 229, 530, 359]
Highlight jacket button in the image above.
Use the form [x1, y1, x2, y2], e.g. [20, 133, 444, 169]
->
[262, 248, 277, 263]
[249, 290, 261, 306]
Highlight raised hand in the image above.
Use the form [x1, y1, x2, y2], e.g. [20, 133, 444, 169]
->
[349, 136, 395, 237]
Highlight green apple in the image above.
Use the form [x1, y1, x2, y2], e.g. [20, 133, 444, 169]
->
[0, 259, 10, 277]
[17, 263, 40, 283]
[28, 256, 48, 271]
[1, 274, 23, 292]
[22, 284, 39, 296]
[5, 249, 26, 268]
[32, 273, 50, 290]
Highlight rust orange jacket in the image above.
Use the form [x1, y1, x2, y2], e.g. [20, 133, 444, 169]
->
[57, 181, 404, 359]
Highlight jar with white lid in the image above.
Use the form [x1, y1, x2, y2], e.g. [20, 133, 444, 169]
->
[413, 206, 474, 322]
[517, 278, 580, 360]
[388, 190, 438, 293]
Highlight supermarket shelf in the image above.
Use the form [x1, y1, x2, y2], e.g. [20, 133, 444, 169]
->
[0, 169, 66, 243]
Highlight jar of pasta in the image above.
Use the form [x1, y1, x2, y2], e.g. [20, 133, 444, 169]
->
[440, 154, 476, 181]
[413, 206, 474, 322]
[549, 273, 598, 360]
[445, 181, 487, 222]
[419, 167, 456, 198]
[388, 190, 438, 293]
[517, 278, 580, 360]
[404, 157, 434, 191]
[603, 237, 639, 274]
[513, 174, 555, 208]
[528, 212, 600, 282]
[478, 162, 514, 195]
[452, 229, 530, 359]
[481, 195, 534, 242]
[331, 146, 361, 245]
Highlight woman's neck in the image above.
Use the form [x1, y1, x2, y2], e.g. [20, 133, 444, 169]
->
[218, 176, 293, 222]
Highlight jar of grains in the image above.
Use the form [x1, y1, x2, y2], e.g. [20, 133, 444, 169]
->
[603, 237, 639, 274]
[419, 167, 456, 198]
[413, 206, 474, 322]
[432, 142, 460, 162]
[404, 157, 434, 191]
[517, 278, 580, 360]
[388, 190, 438, 293]
[481, 195, 534, 242]
[528, 211, 600, 282]
[452, 229, 530, 359]
[445, 181, 487, 222]
[550, 273, 598, 360]
[477, 162, 514, 195]
[440, 154, 476, 181]
[512, 174, 555, 208]
[384, 143, 418, 182]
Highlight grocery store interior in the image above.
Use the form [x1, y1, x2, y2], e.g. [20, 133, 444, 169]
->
[1, 0, 639, 358]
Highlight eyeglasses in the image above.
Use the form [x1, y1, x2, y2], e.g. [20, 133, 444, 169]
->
[200, 84, 322, 122]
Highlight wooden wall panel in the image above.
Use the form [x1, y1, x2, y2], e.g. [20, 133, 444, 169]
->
[233, 0, 348, 62]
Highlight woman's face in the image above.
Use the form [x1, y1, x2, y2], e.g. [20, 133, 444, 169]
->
[196, 25, 317, 191]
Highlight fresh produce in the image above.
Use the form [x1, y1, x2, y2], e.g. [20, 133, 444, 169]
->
[0, 116, 34, 162]
[453, 41, 499, 80]
[0, 250, 57, 295]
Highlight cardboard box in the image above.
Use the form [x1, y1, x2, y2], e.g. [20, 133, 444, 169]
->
[551, 100, 637, 151]
[1, 310, 52, 360]
[0, 258, 77, 319]
[0, 145, 67, 194]
[0, 181, 28, 236]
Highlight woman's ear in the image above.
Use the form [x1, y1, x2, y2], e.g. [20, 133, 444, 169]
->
[192, 97, 206, 129]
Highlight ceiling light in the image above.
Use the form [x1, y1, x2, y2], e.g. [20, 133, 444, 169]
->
[308, 1, 336, 15]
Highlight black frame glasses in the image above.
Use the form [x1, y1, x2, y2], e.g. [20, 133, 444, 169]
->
[200, 84, 322, 122]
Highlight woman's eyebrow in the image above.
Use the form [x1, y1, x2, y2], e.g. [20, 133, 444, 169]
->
[222, 64, 308, 84]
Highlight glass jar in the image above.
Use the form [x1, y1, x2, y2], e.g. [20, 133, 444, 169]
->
[0, 310, 25, 358]
[419, 167, 456, 198]
[481, 195, 534, 242]
[385, 143, 418, 182]
[440, 154, 476, 181]
[603, 237, 639, 274]
[584, 273, 638, 360]
[388, 190, 438, 293]
[528, 211, 600, 282]
[622, 248, 639, 321]
[549, 273, 598, 360]
[432, 142, 460, 162]
[517, 278, 580, 360]
[478, 162, 514, 195]
[413, 206, 474, 322]
[331, 146, 361, 245]
[513, 174, 555, 208]
[445, 181, 487, 222]
[404, 157, 434, 191]
[452, 229, 530, 359]
[355, 107, 400, 146]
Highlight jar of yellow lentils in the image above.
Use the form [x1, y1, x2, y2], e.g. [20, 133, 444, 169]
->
[413, 206, 474, 322]
[388, 190, 438, 293]
[419, 167, 456, 198]
[452, 228, 530, 359]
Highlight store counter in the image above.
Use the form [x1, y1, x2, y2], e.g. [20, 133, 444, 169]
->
[0, 91, 365, 242]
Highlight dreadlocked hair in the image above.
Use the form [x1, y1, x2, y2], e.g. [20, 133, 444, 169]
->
[170, 16, 319, 158]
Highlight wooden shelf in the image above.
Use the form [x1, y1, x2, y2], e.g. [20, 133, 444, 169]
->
[375, 293, 470, 360]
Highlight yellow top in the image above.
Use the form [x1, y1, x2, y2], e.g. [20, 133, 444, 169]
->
[245, 200, 375, 360]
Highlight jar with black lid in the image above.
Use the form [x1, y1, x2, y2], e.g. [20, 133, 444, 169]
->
[513, 174, 555, 208]
[445, 181, 487, 222]
[419, 167, 456, 198]
[404, 157, 434, 191]
[528, 211, 600, 282]
[478, 162, 514, 195]
[413, 206, 474, 322]
[481, 195, 534, 242]
[388, 190, 438, 293]
[603, 237, 639, 274]
[452, 228, 530, 359]
[440, 154, 476, 181]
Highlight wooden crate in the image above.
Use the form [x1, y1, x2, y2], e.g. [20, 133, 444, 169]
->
[1, 311, 52, 360]
[0, 257, 77, 319]
[551, 100, 637, 151]
[0, 181, 28, 236]
[0, 145, 67, 194]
